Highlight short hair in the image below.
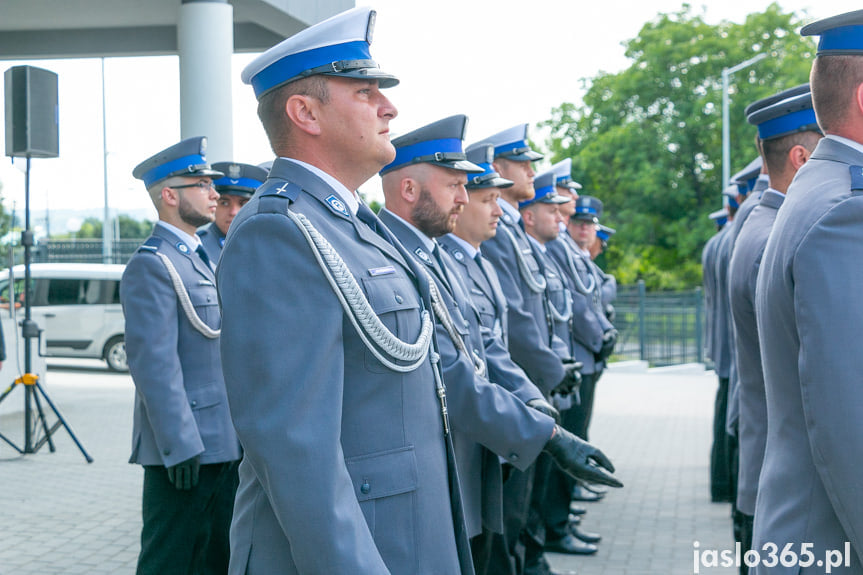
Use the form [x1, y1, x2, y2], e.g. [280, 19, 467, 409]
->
[761, 130, 821, 177]
[257, 76, 330, 155]
[810, 55, 863, 133]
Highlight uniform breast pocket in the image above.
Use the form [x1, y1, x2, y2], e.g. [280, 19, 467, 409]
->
[346, 446, 418, 566]
[187, 285, 220, 329]
[187, 382, 226, 454]
[470, 290, 497, 330]
[361, 274, 423, 374]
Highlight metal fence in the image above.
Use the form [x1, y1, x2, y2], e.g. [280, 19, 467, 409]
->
[9, 239, 144, 266]
[612, 280, 705, 367]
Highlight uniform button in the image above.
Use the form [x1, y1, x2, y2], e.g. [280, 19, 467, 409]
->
[190, 400, 197, 407]
[361, 482, 371, 494]
[394, 294, 404, 304]
[163, 448, 171, 456]
[509, 453, 519, 462]
[463, 319, 470, 329]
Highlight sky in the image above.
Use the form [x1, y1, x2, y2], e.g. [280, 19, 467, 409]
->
[0, 0, 859, 234]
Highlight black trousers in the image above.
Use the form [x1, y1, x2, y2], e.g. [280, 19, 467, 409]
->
[739, 511, 754, 575]
[710, 377, 733, 502]
[483, 464, 534, 575]
[137, 460, 239, 575]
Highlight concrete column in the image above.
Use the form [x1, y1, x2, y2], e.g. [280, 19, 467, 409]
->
[178, 0, 233, 163]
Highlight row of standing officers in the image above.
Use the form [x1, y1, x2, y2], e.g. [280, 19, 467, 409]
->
[703, 8, 863, 574]
[119, 6, 624, 575]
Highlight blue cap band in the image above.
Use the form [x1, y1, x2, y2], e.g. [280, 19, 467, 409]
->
[494, 139, 529, 157]
[214, 177, 263, 190]
[818, 24, 863, 53]
[518, 184, 556, 208]
[757, 107, 819, 140]
[250, 40, 371, 98]
[143, 153, 207, 188]
[576, 206, 598, 215]
[382, 137, 463, 173]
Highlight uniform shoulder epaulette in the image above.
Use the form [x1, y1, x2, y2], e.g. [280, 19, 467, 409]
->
[258, 179, 302, 201]
[137, 236, 162, 253]
[850, 165, 863, 193]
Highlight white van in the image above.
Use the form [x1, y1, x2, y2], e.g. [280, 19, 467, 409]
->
[0, 263, 128, 371]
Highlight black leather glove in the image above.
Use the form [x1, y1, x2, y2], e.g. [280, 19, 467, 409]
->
[527, 398, 561, 424]
[543, 425, 622, 488]
[553, 360, 583, 396]
[605, 303, 616, 322]
[166, 455, 201, 491]
[596, 329, 618, 363]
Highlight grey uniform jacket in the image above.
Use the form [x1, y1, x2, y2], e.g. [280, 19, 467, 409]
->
[217, 159, 470, 575]
[528, 237, 573, 361]
[712, 226, 735, 379]
[481, 207, 566, 394]
[547, 233, 613, 374]
[701, 228, 724, 361]
[728, 189, 784, 516]
[378, 210, 554, 538]
[753, 137, 863, 572]
[438, 234, 545, 405]
[196, 222, 225, 265]
[121, 224, 241, 468]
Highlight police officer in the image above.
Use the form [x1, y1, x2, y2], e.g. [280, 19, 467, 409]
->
[754, 10, 863, 571]
[123, 137, 241, 575]
[197, 162, 267, 263]
[218, 8, 482, 573]
[729, 88, 821, 571]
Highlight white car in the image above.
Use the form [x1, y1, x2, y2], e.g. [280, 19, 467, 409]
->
[0, 263, 128, 371]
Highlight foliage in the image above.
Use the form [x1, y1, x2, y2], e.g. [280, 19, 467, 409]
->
[541, 3, 814, 289]
[77, 214, 153, 239]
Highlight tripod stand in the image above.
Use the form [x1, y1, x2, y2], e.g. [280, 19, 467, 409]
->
[0, 155, 92, 463]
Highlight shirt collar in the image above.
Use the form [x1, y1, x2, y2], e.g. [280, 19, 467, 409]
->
[158, 221, 201, 251]
[826, 134, 863, 156]
[281, 157, 360, 216]
[527, 233, 547, 253]
[498, 197, 522, 224]
[445, 233, 479, 259]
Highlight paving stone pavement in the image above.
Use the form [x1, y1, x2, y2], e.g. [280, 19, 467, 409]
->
[0, 360, 738, 575]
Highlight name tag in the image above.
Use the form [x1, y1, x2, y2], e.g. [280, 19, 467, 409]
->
[197, 280, 214, 286]
[368, 266, 396, 277]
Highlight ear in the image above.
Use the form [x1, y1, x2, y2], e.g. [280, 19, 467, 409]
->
[400, 176, 419, 203]
[521, 207, 534, 227]
[855, 82, 863, 117]
[161, 186, 179, 207]
[788, 144, 810, 171]
[285, 94, 322, 136]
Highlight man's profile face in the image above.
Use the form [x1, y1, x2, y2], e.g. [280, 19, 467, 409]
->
[175, 178, 218, 228]
[316, 77, 398, 175]
[454, 187, 503, 246]
[525, 203, 562, 244]
[494, 158, 535, 202]
[214, 194, 250, 235]
[570, 218, 598, 249]
[411, 167, 469, 238]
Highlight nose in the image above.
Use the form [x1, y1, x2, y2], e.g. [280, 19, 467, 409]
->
[379, 92, 398, 120]
[491, 202, 503, 217]
[455, 185, 468, 206]
[526, 163, 535, 178]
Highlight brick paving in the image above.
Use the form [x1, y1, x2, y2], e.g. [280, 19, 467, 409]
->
[0, 360, 737, 575]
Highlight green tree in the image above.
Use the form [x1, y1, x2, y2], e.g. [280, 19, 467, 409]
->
[542, 3, 813, 289]
[76, 214, 153, 239]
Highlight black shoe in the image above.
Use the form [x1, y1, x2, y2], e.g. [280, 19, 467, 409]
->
[572, 484, 603, 502]
[567, 513, 582, 526]
[524, 554, 578, 575]
[568, 523, 601, 544]
[569, 502, 587, 515]
[584, 483, 608, 495]
[545, 533, 598, 555]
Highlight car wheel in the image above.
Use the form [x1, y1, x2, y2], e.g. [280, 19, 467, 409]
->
[104, 335, 128, 372]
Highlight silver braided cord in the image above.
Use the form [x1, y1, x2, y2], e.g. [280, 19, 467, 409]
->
[426, 274, 487, 378]
[287, 210, 433, 373]
[153, 252, 221, 339]
[501, 224, 547, 294]
[564, 241, 596, 295]
[548, 287, 572, 323]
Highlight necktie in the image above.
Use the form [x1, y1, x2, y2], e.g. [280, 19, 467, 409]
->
[356, 203, 381, 235]
[195, 245, 212, 269]
[431, 242, 454, 294]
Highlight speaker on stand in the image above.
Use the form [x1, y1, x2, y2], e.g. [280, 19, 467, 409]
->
[0, 65, 92, 463]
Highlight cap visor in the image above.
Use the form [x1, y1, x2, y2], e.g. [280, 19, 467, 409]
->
[432, 159, 485, 173]
[468, 176, 514, 190]
[325, 68, 399, 88]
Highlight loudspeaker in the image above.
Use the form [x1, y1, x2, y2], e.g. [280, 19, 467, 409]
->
[4, 65, 59, 158]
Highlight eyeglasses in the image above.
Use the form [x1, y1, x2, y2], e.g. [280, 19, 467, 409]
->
[170, 181, 216, 191]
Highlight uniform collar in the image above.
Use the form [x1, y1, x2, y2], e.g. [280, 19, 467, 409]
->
[445, 232, 479, 259]
[526, 233, 547, 253]
[379, 208, 436, 252]
[825, 134, 863, 156]
[281, 157, 359, 215]
[497, 197, 522, 224]
[157, 221, 201, 251]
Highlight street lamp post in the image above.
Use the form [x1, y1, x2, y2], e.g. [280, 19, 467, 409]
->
[722, 53, 767, 190]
